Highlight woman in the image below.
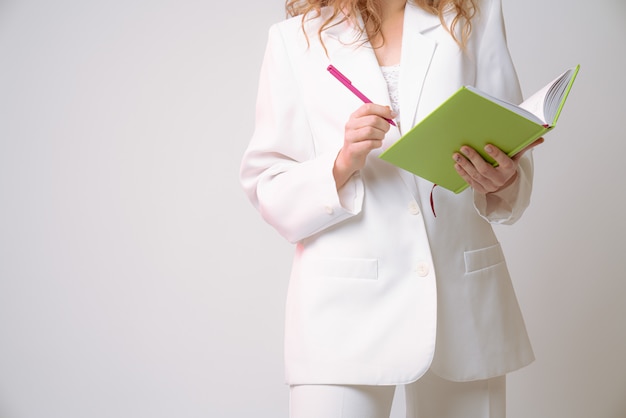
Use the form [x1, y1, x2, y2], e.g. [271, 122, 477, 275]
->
[240, 0, 541, 416]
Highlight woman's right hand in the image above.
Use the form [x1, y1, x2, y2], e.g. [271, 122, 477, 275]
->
[333, 103, 396, 189]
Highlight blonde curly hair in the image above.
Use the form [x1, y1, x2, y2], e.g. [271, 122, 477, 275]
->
[286, 0, 477, 49]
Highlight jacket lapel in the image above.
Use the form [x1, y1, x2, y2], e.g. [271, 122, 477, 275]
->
[321, 5, 443, 202]
[323, 15, 391, 109]
[399, 3, 439, 133]
[322, 4, 441, 130]
[396, 4, 442, 202]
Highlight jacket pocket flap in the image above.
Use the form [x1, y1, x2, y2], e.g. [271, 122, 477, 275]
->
[464, 243, 505, 273]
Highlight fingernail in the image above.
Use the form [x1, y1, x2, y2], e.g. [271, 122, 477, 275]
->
[390, 110, 398, 118]
[485, 145, 493, 153]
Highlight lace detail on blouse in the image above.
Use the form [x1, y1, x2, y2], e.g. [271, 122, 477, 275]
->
[380, 64, 400, 121]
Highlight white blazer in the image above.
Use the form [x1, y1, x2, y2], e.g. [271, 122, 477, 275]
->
[240, 0, 535, 385]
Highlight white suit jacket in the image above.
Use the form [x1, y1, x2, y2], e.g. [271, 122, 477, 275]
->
[240, 0, 535, 384]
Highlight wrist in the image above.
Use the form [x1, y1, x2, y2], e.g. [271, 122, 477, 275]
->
[333, 150, 357, 190]
[491, 170, 519, 194]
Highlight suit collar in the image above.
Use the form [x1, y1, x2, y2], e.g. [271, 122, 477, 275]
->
[322, 2, 442, 41]
[406, 1, 443, 33]
[398, 2, 438, 132]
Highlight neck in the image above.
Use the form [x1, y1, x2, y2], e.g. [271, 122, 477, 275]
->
[368, 0, 406, 66]
[380, 0, 407, 18]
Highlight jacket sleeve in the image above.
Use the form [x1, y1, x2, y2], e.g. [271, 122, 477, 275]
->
[239, 24, 364, 243]
[471, 0, 534, 224]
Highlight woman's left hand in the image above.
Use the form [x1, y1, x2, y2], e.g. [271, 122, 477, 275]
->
[452, 138, 544, 195]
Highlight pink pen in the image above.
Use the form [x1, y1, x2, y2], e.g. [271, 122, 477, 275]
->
[327, 64, 397, 126]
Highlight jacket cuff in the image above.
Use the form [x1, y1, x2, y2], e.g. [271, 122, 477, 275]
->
[472, 154, 533, 225]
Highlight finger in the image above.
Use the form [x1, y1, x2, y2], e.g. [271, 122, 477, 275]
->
[352, 103, 396, 124]
[454, 162, 490, 194]
[454, 147, 511, 193]
[483, 144, 516, 172]
[458, 144, 521, 193]
[458, 146, 497, 176]
[345, 115, 391, 146]
[348, 114, 390, 132]
[345, 124, 388, 145]
[476, 144, 520, 190]
[453, 150, 494, 187]
[512, 137, 544, 162]
[342, 138, 385, 171]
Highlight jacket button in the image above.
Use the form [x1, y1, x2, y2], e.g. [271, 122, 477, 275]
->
[408, 201, 420, 215]
[324, 205, 334, 215]
[415, 262, 430, 277]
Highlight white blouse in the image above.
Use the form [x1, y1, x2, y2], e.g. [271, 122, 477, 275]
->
[380, 64, 401, 128]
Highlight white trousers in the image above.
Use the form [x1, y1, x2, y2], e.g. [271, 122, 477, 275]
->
[289, 370, 506, 418]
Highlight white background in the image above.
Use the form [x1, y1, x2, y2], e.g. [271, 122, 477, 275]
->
[0, 0, 624, 417]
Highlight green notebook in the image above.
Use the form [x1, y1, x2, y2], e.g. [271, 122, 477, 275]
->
[379, 65, 580, 193]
